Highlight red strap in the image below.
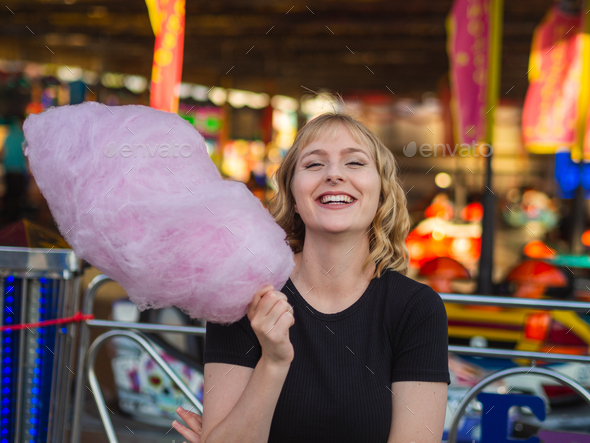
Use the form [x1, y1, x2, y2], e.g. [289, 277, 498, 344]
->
[0, 311, 95, 332]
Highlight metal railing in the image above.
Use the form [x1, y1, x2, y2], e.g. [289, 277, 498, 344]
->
[446, 366, 590, 443]
[69, 274, 590, 443]
[439, 292, 590, 443]
[85, 330, 203, 442]
[69, 274, 206, 443]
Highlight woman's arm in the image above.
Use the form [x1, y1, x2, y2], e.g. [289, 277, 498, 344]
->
[175, 286, 295, 443]
[387, 381, 448, 443]
[201, 358, 290, 443]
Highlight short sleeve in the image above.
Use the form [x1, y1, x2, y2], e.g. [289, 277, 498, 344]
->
[203, 314, 262, 369]
[390, 285, 451, 385]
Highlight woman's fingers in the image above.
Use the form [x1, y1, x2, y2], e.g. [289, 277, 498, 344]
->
[267, 299, 294, 330]
[248, 284, 274, 314]
[271, 304, 295, 332]
[173, 407, 202, 443]
[172, 420, 199, 443]
[256, 291, 288, 319]
[177, 406, 202, 425]
[177, 406, 202, 429]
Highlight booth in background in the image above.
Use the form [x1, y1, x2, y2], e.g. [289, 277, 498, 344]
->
[0, 219, 85, 443]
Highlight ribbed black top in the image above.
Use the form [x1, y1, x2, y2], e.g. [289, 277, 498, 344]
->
[203, 268, 451, 443]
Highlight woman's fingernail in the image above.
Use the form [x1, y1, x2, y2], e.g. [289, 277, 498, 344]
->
[176, 406, 183, 413]
[172, 420, 179, 427]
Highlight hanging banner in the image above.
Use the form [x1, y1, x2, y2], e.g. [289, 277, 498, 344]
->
[582, 5, 590, 160]
[522, 5, 584, 157]
[446, 0, 492, 145]
[145, 0, 186, 113]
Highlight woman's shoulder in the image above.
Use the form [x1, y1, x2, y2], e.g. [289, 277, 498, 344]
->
[376, 268, 445, 324]
[378, 267, 437, 301]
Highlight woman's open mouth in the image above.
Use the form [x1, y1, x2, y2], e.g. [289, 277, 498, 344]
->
[316, 194, 357, 207]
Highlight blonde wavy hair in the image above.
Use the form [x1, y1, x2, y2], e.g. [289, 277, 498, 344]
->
[268, 112, 411, 279]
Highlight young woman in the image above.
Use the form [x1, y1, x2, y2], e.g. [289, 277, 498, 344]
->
[172, 112, 450, 443]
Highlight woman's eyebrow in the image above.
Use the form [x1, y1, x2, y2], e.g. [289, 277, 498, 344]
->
[300, 147, 370, 161]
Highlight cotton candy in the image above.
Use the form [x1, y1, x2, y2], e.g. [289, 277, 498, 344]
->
[23, 101, 294, 324]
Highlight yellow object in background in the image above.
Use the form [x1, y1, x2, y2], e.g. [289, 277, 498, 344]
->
[145, 0, 186, 113]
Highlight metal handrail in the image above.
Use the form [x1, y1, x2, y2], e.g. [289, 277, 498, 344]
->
[447, 345, 590, 364]
[87, 318, 206, 335]
[440, 292, 590, 443]
[440, 292, 590, 311]
[86, 329, 203, 443]
[446, 366, 590, 443]
[70, 274, 205, 443]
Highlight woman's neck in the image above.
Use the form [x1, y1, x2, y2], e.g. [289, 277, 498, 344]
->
[290, 232, 375, 303]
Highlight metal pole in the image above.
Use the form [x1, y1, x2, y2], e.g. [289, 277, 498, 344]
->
[69, 274, 112, 443]
[476, 0, 503, 295]
[477, 149, 495, 295]
[60, 274, 81, 442]
[439, 292, 590, 311]
[570, 184, 586, 254]
[87, 319, 206, 335]
[448, 344, 590, 364]
[48, 277, 66, 442]
[14, 277, 28, 443]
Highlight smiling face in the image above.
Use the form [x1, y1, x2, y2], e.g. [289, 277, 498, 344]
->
[291, 123, 381, 237]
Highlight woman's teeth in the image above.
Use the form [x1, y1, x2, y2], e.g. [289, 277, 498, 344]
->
[320, 195, 355, 204]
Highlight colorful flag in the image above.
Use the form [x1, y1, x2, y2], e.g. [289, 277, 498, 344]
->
[446, 0, 495, 145]
[582, 8, 590, 160]
[522, 5, 585, 157]
[145, 0, 186, 113]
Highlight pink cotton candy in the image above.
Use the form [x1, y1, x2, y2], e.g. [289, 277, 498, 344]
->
[23, 101, 294, 324]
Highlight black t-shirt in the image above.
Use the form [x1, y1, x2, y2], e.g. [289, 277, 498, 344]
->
[203, 268, 451, 443]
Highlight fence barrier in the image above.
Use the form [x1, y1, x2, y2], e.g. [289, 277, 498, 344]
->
[68, 274, 590, 443]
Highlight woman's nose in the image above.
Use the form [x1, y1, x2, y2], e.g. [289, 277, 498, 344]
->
[324, 163, 345, 182]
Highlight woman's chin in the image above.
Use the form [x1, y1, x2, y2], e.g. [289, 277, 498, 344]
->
[311, 224, 358, 235]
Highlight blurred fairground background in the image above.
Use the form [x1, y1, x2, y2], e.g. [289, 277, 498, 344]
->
[2, 1, 590, 442]
[3, 0, 590, 289]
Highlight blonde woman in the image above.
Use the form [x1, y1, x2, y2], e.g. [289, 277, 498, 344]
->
[172, 112, 450, 443]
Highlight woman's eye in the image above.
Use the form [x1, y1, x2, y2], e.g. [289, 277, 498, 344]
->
[305, 161, 364, 169]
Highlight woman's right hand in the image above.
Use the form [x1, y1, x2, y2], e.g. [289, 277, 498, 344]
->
[247, 284, 295, 368]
